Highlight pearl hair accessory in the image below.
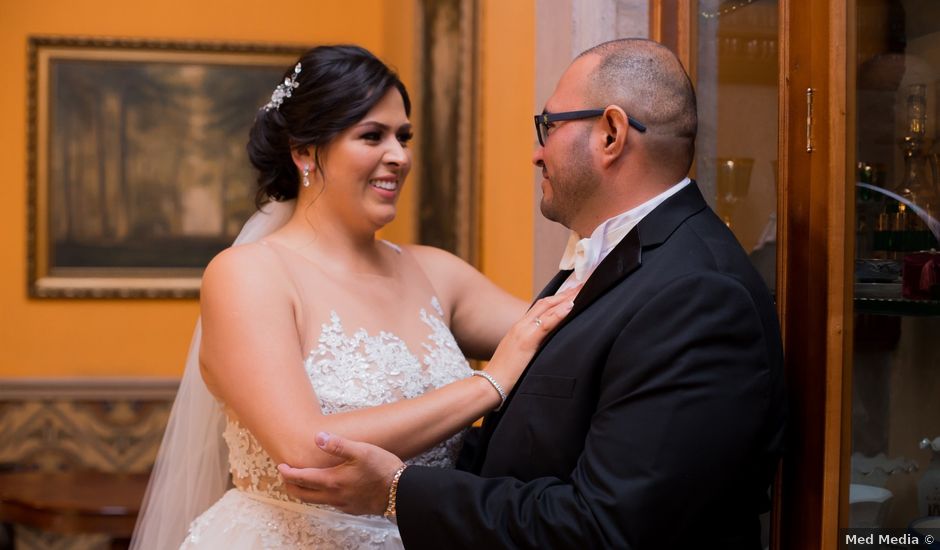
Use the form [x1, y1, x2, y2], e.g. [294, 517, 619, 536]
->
[263, 62, 302, 112]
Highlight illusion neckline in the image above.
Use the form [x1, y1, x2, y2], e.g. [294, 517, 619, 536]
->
[259, 239, 403, 280]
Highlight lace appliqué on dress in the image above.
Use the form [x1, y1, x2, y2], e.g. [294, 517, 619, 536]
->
[183, 490, 399, 549]
[308, 302, 468, 470]
[220, 298, 470, 501]
[187, 299, 471, 548]
[223, 418, 289, 500]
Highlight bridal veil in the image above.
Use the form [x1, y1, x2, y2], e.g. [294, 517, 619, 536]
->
[130, 200, 294, 550]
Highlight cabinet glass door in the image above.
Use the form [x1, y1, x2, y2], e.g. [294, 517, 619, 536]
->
[694, 0, 779, 293]
[693, 1, 779, 546]
[851, 0, 940, 533]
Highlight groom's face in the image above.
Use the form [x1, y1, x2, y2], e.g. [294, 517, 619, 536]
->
[533, 56, 602, 234]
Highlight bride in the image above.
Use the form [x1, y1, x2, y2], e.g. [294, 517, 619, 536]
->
[130, 45, 576, 549]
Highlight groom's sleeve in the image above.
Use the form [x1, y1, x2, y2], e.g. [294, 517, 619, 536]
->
[453, 425, 482, 473]
[395, 271, 784, 549]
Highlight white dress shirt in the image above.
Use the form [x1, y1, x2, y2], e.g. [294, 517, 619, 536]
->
[556, 177, 692, 294]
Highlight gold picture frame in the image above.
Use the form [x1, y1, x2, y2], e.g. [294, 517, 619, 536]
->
[27, 36, 304, 298]
[415, 0, 481, 264]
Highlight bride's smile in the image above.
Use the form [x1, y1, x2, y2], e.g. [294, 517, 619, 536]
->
[303, 89, 413, 233]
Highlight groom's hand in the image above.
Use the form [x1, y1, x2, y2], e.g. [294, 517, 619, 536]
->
[277, 432, 404, 516]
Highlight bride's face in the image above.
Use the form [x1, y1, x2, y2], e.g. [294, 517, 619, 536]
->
[314, 89, 413, 232]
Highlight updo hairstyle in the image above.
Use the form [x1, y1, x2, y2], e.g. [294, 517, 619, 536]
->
[247, 45, 411, 207]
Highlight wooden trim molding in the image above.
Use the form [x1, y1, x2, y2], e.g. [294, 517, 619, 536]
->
[839, 0, 858, 534]
[771, 2, 790, 549]
[777, 1, 851, 548]
[649, 0, 663, 42]
[648, 0, 697, 78]
[0, 377, 178, 400]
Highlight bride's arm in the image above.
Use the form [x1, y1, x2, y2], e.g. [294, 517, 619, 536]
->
[405, 245, 528, 360]
[199, 245, 574, 470]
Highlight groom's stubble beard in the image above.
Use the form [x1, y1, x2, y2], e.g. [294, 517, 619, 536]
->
[540, 126, 601, 232]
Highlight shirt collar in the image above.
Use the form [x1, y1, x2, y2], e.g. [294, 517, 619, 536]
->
[558, 178, 692, 286]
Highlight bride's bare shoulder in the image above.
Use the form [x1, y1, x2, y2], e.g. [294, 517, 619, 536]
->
[201, 242, 287, 298]
[403, 244, 473, 276]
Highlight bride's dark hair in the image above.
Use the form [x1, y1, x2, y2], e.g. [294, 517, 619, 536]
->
[247, 45, 411, 208]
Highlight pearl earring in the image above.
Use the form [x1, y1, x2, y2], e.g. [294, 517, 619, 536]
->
[302, 165, 310, 188]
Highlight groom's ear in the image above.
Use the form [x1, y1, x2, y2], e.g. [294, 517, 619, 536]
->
[598, 105, 629, 168]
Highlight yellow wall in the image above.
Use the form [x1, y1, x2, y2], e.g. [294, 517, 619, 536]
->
[479, 0, 535, 299]
[379, 1, 419, 245]
[0, 0, 534, 378]
[0, 0, 415, 378]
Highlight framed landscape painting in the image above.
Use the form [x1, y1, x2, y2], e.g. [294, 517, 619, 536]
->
[27, 36, 303, 298]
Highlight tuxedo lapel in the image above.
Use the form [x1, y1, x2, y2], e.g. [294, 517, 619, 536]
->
[551, 229, 641, 334]
[482, 224, 641, 427]
[533, 269, 574, 303]
[472, 181, 708, 462]
[532, 181, 707, 327]
[526, 181, 707, 362]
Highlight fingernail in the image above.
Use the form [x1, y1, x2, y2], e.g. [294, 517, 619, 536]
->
[316, 432, 331, 448]
[565, 300, 575, 310]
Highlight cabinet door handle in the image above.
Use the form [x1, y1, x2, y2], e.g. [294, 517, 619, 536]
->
[806, 87, 815, 153]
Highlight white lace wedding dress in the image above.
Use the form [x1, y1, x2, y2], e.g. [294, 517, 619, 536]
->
[179, 241, 473, 549]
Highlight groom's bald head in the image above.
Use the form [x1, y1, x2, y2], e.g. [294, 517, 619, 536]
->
[578, 39, 697, 176]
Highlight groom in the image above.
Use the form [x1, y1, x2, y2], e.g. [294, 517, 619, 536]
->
[280, 39, 786, 549]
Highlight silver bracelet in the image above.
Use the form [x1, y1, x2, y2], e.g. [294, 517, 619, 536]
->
[471, 370, 507, 410]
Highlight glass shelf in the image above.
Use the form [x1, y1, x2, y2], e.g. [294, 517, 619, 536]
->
[854, 297, 940, 317]
[850, 2, 940, 531]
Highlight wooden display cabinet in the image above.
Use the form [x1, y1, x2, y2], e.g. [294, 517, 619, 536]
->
[654, 1, 940, 548]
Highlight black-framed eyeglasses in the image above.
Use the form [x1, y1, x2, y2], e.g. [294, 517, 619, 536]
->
[533, 109, 647, 146]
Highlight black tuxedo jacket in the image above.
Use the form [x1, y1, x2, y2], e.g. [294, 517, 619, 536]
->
[397, 182, 786, 549]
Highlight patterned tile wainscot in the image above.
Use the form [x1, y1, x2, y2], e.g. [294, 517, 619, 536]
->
[0, 378, 178, 550]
